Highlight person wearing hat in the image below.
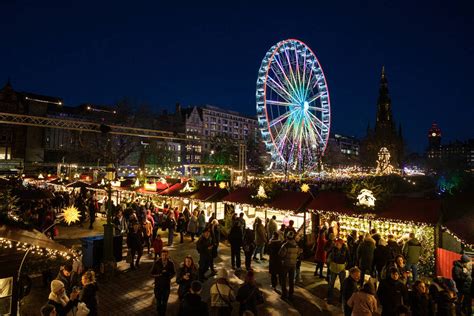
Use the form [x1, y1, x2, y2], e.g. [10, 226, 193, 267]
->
[178, 280, 208, 316]
[151, 248, 176, 316]
[47, 279, 79, 316]
[210, 268, 235, 315]
[278, 230, 299, 300]
[376, 267, 408, 316]
[236, 270, 264, 316]
[452, 254, 472, 315]
[40, 304, 57, 316]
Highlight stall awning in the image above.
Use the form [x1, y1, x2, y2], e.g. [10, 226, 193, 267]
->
[444, 214, 474, 246]
[269, 191, 313, 212]
[306, 191, 354, 215]
[378, 197, 441, 225]
[0, 225, 71, 253]
[222, 187, 255, 205]
[189, 186, 229, 202]
[159, 182, 186, 196]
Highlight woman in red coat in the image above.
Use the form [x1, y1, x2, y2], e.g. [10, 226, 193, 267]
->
[314, 229, 327, 278]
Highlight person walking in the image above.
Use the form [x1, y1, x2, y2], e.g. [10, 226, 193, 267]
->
[357, 233, 376, 285]
[127, 223, 144, 269]
[210, 219, 220, 273]
[267, 216, 278, 240]
[268, 232, 283, 290]
[187, 211, 198, 242]
[151, 249, 176, 316]
[79, 270, 98, 316]
[210, 268, 234, 316]
[197, 210, 206, 236]
[376, 267, 408, 316]
[142, 217, 153, 255]
[278, 231, 299, 300]
[346, 230, 358, 269]
[341, 267, 361, 316]
[178, 280, 209, 316]
[243, 227, 256, 271]
[347, 282, 378, 316]
[197, 228, 214, 280]
[47, 280, 79, 316]
[327, 239, 349, 303]
[253, 218, 267, 261]
[237, 270, 264, 316]
[314, 230, 327, 278]
[152, 234, 163, 260]
[228, 221, 243, 270]
[177, 213, 187, 244]
[167, 213, 177, 246]
[402, 232, 422, 282]
[177, 255, 199, 300]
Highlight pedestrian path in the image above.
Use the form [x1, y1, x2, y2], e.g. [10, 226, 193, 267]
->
[21, 222, 345, 315]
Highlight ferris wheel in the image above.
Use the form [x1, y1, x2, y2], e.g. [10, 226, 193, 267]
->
[256, 39, 331, 171]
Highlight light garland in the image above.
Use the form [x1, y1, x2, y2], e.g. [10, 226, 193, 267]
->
[0, 238, 72, 260]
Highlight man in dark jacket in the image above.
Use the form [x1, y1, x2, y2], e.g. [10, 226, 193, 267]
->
[374, 239, 391, 281]
[278, 231, 299, 300]
[357, 234, 376, 285]
[268, 232, 283, 289]
[387, 234, 401, 259]
[228, 221, 243, 270]
[452, 254, 472, 316]
[341, 267, 360, 316]
[196, 228, 213, 280]
[55, 264, 73, 295]
[178, 280, 208, 316]
[377, 267, 408, 316]
[127, 223, 144, 269]
[151, 249, 176, 316]
[402, 233, 422, 282]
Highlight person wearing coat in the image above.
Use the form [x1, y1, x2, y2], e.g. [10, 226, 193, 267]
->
[243, 227, 256, 271]
[267, 232, 283, 289]
[127, 223, 144, 269]
[346, 230, 358, 269]
[327, 239, 349, 302]
[347, 282, 378, 316]
[236, 271, 264, 316]
[357, 233, 376, 285]
[341, 267, 361, 316]
[408, 280, 430, 316]
[197, 228, 214, 280]
[177, 255, 199, 299]
[79, 270, 98, 316]
[452, 254, 472, 316]
[253, 218, 267, 261]
[314, 230, 327, 278]
[197, 210, 206, 236]
[187, 211, 198, 241]
[373, 238, 391, 281]
[402, 232, 422, 282]
[267, 216, 278, 239]
[210, 268, 235, 316]
[228, 221, 244, 270]
[376, 267, 408, 316]
[177, 213, 187, 244]
[178, 280, 209, 316]
[210, 219, 220, 273]
[47, 280, 79, 316]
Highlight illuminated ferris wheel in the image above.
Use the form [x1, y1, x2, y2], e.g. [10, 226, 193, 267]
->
[256, 39, 331, 171]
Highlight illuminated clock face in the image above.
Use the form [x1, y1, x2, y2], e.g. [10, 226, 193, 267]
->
[431, 132, 437, 137]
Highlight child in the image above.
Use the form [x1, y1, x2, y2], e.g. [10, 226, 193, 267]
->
[152, 234, 163, 260]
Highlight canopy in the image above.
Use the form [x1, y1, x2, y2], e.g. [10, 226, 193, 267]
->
[188, 186, 228, 202]
[268, 191, 313, 212]
[222, 187, 255, 205]
[444, 215, 474, 246]
[159, 182, 186, 196]
[66, 181, 93, 189]
[378, 197, 441, 225]
[0, 224, 71, 253]
[306, 191, 354, 215]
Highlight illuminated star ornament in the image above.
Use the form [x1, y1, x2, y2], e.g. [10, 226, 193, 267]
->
[61, 206, 81, 225]
[300, 183, 310, 193]
[357, 189, 376, 208]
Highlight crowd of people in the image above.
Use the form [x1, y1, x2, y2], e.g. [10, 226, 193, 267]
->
[34, 187, 473, 316]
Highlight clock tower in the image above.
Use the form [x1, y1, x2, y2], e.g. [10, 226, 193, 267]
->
[428, 122, 441, 149]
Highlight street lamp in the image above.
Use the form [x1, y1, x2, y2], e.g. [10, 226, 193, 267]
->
[103, 163, 116, 267]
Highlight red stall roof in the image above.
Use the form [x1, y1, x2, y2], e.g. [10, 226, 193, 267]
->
[268, 191, 313, 212]
[189, 186, 228, 202]
[444, 214, 474, 246]
[306, 191, 354, 215]
[222, 187, 255, 205]
[378, 197, 441, 225]
[159, 182, 186, 196]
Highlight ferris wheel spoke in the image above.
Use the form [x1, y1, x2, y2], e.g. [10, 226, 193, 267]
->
[266, 100, 299, 107]
[307, 110, 329, 130]
[273, 53, 300, 101]
[268, 110, 292, 127]
[283, 47, 302, 101]
[267, 76, 300, 104]
[308, 106, 324, 111]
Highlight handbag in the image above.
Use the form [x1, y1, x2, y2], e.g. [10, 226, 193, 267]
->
[215, 282, 233, 311]
[75, 302, 90, 316]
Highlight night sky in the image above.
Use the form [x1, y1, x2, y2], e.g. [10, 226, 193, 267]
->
[1, 1, 473, 153]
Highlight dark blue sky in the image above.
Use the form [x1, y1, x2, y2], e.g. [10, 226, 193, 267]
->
[1, 1, 473, 153]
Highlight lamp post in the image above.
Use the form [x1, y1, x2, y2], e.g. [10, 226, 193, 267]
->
[103, 163, 116, 265]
